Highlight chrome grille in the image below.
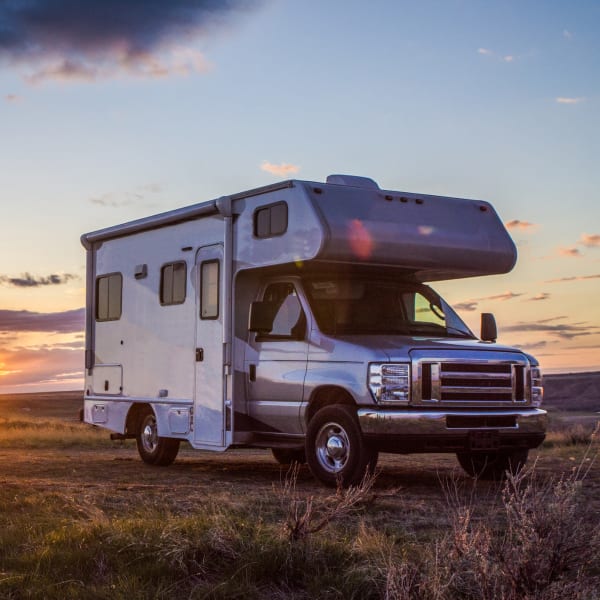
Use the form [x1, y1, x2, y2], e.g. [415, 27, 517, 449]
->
[417, 360, 528, 405]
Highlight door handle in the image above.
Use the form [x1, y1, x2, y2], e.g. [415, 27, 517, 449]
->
[196, 348, 204, 362]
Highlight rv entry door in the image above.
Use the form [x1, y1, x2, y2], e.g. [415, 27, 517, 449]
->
[194, 243, 225, 447]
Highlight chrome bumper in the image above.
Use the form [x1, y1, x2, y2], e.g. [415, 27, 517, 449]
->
[357, 407, 547, 436]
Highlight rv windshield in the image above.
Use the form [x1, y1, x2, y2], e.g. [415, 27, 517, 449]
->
[304, 278, 474, 338]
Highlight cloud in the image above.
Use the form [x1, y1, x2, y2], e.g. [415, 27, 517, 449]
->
[502, 321, 600, 340]
[545, 274, 600, 283]
[563, 30, 573, 40]
[454, 301, 478, 312]
[477, 48, 517, 63]
[527, 293, 550, 301]
[580, 233, 600, 248]
[514, 341, 548, 350]
[556, 97, 585, 104]
[90, 183, 163, 207]
[485, 291, 524, 302]
[0, 1, 260, 83]
[505, 220, 537, 231]
[4, 93, 21, 102]
[0, 308, 85, 334]
[0, 272, 78, 287]
[454, 291, 523, 312]
[260, 161, 301, 177]
[537, 316, 568, 323]
[558, 246, 582, 257]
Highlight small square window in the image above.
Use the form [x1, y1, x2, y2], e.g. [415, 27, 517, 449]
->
[96, 273, 122, 321]
[254, 202, 288, 238]
[160, 262, 187, 305]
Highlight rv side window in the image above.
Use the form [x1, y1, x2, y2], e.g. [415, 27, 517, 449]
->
[96, 273, 122, 321]
[254, 202, 288, 238]
[200, 260, 220, 319]
[160, 261, 187, 305]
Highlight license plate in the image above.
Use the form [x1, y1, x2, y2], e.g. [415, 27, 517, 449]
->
[469, 430, 500, 451]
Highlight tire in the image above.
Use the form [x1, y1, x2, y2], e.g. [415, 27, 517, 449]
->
[271, 447, 306, 465]
[457, 449, 529, 480]
[136, 407, 180, 466]
[305, 405, 378, 487]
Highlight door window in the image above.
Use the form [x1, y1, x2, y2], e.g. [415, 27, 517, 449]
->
[259, 283, 306, 340]
[200, 260, 220, 319]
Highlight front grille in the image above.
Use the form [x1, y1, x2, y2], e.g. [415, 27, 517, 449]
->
[418, 361, 527, 405]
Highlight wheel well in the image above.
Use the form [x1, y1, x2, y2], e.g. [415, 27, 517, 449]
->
[305, 386, 356, 425]
[125, 403, 153, 436]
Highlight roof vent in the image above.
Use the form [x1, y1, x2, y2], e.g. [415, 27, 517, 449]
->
[326, 174, 380, 190]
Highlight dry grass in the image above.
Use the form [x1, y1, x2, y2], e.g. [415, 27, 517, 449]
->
[0, 417, 110, 448]
[280, 464, 378, 542]
[0, 394, 598, 598]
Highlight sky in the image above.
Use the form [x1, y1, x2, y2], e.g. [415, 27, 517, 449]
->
[0, 0, 599, 393]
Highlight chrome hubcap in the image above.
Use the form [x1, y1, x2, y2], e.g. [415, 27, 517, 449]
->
[315, 422, 350, 473]
[141, 416, 158, 453]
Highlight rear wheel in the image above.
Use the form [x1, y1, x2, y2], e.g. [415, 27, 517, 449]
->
[271, 447, 306, 465]
[136, 407, 180, 466]
[457, 449, 529, 480]
[306, 405, 378, 487]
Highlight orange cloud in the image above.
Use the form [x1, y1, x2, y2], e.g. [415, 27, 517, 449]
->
[580, 233, 600, 248]
[558, 246, 582, 257]
[505, 220, 537, 231]
[260, 161, 300, 177]
[528, 292, 550, 301]
[545, 274, 600, 283]
[486, 291, 524, 301]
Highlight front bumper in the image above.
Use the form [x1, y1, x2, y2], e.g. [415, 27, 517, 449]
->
[357, 407, 547, 453]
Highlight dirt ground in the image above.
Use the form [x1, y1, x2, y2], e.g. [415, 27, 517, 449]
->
[1, 441, 597, 525]
[0, 390, 598, 524]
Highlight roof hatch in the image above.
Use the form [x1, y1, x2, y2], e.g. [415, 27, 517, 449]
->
[326, 174, 380, 189]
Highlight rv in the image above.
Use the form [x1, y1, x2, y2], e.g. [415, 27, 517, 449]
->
[81, 175, 545, 486]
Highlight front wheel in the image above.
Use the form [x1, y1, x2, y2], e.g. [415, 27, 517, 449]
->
[306, 405, 378, 487]
[136, 408, 180, 466]
[457, 449, 529, 480]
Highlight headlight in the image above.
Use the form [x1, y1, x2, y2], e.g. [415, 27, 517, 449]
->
[530, 366, 544, 406]
[369, 363, 410, 404]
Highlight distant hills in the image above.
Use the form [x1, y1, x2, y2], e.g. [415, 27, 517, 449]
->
[543, 372, 600, 412]
[0, 372, 598, 416]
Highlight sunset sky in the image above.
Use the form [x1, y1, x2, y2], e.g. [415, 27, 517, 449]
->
[0, 0, 599, 393]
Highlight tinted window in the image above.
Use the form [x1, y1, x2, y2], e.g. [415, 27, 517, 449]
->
[160, 262, 187, 305]
[96, 273, 122, 321]
[254, 202, 288, 238]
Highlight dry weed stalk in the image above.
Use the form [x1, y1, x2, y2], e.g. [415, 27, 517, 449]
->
[422, 439, 600, 600]
[280, 463, 377, 542]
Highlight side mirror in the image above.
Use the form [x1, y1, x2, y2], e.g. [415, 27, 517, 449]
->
[481, 313, 497, 342]
[248, 301, 275, 334]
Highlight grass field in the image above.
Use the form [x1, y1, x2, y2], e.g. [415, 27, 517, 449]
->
[0, 390, 598, 598]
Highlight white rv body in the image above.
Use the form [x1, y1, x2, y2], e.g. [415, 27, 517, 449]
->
[82, 175, 545, 484]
